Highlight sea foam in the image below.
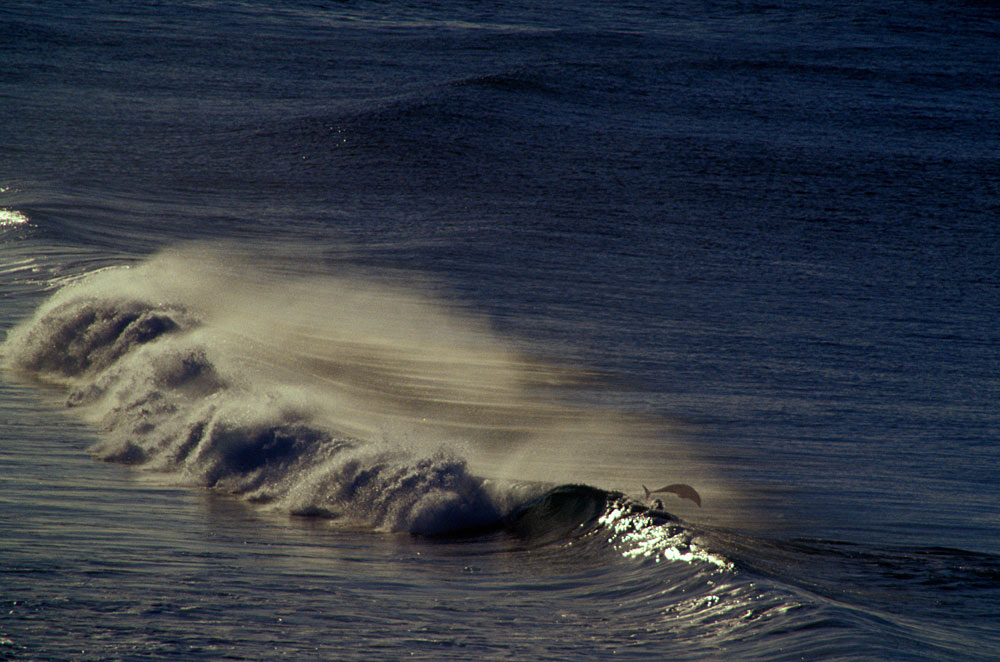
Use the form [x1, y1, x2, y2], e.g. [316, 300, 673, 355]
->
[3, 243, 715, 539]
[0, 244, 611, 534]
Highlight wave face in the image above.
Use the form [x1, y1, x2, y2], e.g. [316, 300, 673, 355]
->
[2, 244, 708, 547]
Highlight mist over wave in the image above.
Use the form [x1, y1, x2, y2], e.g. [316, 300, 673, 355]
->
[2, 244, 710, 539]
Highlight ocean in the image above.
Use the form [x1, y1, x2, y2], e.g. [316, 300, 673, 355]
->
[2, 1, 999, 660]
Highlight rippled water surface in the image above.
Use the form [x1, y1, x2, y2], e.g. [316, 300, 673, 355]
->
[2, 1, 999, 659]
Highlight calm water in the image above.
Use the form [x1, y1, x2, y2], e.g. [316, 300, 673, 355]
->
[2, 1, 999, 660]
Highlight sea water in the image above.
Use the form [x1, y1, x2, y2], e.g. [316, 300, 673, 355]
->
[2, 1, 999, 660]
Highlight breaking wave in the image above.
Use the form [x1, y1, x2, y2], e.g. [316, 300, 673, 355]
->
[1, 244, 716, 561]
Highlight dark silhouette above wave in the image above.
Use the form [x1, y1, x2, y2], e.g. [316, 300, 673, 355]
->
[643, 483, 702, 507]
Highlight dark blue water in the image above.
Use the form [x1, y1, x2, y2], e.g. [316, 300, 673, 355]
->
[2, 1, 999, 659]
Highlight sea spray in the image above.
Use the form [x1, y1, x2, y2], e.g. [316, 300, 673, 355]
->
[2, 243, 714, 538]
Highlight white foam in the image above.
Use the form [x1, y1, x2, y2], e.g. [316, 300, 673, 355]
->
[1, 244, 588, 533]
[3, 243, 717, 536]
[0, 209, 29, 227]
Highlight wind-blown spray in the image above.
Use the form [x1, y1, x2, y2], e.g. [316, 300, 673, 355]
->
[2, 244, 716, 537]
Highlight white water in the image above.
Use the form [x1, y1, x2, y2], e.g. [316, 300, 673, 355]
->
[2, 244, 719, 534]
